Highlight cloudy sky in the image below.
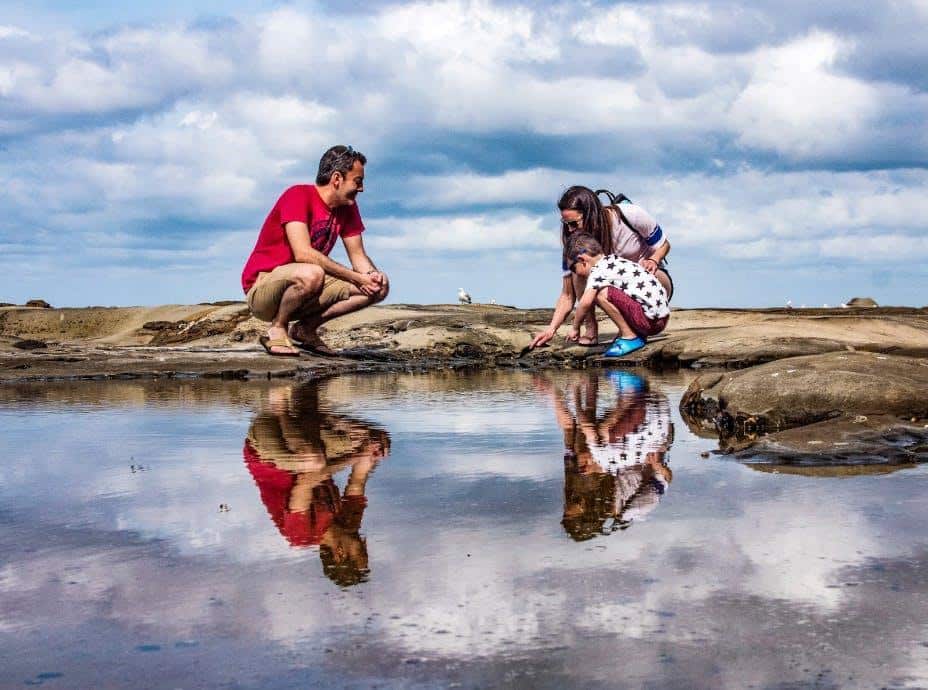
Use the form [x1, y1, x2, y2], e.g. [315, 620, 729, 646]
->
[1, 0, 926, 308]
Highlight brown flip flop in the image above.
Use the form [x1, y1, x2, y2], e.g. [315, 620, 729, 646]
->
[289, 327, 339, 357]
[259, 335, 300, 357]
[294, 341, 340, 358]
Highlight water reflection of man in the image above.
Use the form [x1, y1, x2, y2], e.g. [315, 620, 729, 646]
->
[536, 371, 673, 541]
[243, 381, 389, 586]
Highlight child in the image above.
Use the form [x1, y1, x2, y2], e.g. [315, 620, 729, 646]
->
[566, 234, 670, 357]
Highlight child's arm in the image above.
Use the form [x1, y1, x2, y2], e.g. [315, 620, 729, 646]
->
[568, 288, 599, 340]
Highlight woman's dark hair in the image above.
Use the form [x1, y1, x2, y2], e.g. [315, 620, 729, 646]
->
[562, 456, 617, 542]
[557, 186, 615, 266]
[316, 145, 367, 185]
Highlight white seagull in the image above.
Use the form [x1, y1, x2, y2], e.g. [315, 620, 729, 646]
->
[458, 288, 472, 305]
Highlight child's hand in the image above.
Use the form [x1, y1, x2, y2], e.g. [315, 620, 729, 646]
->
[639, 257, 659, 274]
[566, 326, 580, 342]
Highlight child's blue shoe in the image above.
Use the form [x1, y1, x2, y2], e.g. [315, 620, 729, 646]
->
[603, 336, 646, 357]
[607, 370, 646, 394]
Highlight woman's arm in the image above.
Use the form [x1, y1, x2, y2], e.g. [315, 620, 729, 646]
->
[530, 276, 575, 349]
[640, 240, 670, 274]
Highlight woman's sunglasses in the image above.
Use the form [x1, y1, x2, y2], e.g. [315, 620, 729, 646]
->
[562, 218, 583, 230]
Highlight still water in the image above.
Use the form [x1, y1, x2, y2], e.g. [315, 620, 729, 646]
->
[1, 370, 927, 689]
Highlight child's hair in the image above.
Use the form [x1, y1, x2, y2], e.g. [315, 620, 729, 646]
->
[567, 233, 604, 268]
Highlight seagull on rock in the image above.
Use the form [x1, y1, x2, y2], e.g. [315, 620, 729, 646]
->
[458, 288, 472, 305]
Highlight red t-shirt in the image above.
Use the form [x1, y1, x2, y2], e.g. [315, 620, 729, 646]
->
[243, 440, 368, 548]
[241, 185, 365, 293]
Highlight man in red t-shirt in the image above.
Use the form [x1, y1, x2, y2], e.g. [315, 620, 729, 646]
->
[241, 145, 388, 356]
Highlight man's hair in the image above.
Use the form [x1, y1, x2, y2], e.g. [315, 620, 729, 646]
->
[567, 233, 604, 266]
[316, 145, 367, 185]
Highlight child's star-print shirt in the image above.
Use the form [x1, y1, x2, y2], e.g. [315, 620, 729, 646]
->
[587, 255, 670, 321]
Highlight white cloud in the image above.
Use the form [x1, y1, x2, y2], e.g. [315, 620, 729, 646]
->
[367, 212, 558, 252]
[391, 166, 928, 262]
[819, 233, 928, 259]
[729, 32, 884, 158]
[405, 168, 570, 208]
[0, 25, 31, 39]
[573, 6, 653, 48]
[179, 110, 218, 130]
[0, 0, 926, 306]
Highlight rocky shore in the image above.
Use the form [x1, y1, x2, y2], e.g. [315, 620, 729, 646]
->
[3, 301, 927, 466]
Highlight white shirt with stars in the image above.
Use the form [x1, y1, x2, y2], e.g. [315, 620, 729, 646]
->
[586, 254, 670, 320]
[588, 397, 673, 469]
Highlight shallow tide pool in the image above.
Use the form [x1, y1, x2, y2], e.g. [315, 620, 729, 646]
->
[1, 369, 928, 689]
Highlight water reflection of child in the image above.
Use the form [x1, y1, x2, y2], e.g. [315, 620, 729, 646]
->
[536, 371, 673, 541]
[243, 382, 389, 586]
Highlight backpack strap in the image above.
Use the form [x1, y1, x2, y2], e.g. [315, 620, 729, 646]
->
[595, 189, 630, 205]
[595, 189, 633, 230]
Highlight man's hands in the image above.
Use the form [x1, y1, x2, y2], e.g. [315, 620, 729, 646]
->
[355, 270, 385, 297]
[565, 326, 581, 342]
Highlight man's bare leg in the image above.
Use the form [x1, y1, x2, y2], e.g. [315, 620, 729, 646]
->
[291, 279, 389, 353]
[595, 290, 637, 340]
[265, 265, 325, 355]
[571, 272, 598, 344]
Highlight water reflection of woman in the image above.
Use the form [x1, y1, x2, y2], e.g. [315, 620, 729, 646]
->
[536, 371, 673, 541]
[243, 381, 389, 586]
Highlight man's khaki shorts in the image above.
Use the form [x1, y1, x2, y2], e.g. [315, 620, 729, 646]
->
[246, 264, 353, 322]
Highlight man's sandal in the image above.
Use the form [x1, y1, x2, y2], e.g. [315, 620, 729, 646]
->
[288, 326, 339, 357]
[259, 335, 300, 357]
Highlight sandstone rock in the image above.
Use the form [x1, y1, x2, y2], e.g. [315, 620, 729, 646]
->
[453, 341, 484, 359]
[13, 339, 48, 350]
[681, 352, 928, 463]
[681, 351, 928, 433]
[25, 299, 52, 309]
[846, 296, 878, 307]
[142, 321, 175, 331]
[734, 415, 928, 466]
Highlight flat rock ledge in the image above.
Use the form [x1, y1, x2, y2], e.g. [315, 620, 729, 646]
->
[680, 351, 928, 468]
[2, 302, 926, 383]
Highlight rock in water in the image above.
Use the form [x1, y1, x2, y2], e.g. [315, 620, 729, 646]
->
[681, 351, 928, 445]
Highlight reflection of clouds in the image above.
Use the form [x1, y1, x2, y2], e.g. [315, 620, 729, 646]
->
[360, 523, 566, 657]
[364, 403, 547, 436]
[726, 485, 878, 608]
[2, 375, 928, 687]
[402, 450, 560, 481]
